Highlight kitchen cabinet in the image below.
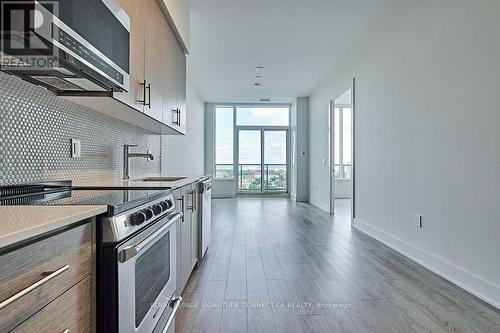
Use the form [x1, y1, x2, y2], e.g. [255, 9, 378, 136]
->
[143, 0, 168, 121]
[114, 0, 146, 113]
[175, 46, 187, 134]
[188, 184, 199, 269]
[174, 182, 200, 293]
[0, 222, 93, 332]
[114, 0, 187, 133]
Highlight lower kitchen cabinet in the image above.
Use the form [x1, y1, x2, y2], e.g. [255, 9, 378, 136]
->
[174, 182, 200, 294]
[0, 222, 94, 332]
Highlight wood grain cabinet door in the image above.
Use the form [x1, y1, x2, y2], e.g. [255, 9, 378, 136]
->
[0, 224, 91, 332]
[114, 0, 146, 112]
[11, 277, 92, 333]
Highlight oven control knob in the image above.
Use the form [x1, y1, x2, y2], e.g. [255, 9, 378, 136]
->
[159, 201, 168, 211]
[132, 211, 147, 225]
[142, 208, 154, 220]
[160, 200, 172, 210]
[152, 204, 162, 215]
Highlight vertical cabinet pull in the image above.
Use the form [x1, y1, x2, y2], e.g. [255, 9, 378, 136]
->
[139, 80, 151, 108]
[188, 190, 196, 212]
[192, 190, 197, 211]
[139, 80, 147, 105]
[146, 83, 151, 108]
[176, 196, 185, 221]
[172, 108, 181, 126]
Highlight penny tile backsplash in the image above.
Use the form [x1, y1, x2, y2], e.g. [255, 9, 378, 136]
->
[0, 72, 161, 185]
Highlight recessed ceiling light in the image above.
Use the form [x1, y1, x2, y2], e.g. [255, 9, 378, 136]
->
[255, 66, 265, 72]
[260, 98, 271, 102]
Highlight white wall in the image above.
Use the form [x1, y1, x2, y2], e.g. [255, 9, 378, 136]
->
[161, 80, 205, 175]
[309, 0, 500, 308]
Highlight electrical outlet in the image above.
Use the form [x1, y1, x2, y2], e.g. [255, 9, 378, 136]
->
[71, 139, 81, 158]
[414, 215, 423, 228]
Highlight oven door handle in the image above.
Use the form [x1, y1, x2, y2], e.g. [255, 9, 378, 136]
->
[162, 296, 183, 333]
[118, 212, 182, 263]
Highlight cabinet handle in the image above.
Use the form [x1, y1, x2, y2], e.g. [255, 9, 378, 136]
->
[139, 80, 151, 108]
[188, 190, 195, 212]
[190, 190, 197, 212]
[176, 196, 185, 221]
[146, 83, 151, 108]
[172, 108, 181, 126]
[0, 265, 69, 309]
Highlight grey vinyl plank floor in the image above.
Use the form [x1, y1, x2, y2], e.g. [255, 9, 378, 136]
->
[176, 198, 500, 333]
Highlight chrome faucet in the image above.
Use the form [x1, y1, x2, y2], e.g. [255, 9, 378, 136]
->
[123, 144, 155, 180]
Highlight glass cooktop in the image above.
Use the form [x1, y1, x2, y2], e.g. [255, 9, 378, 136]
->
[0, 181, 171, 215]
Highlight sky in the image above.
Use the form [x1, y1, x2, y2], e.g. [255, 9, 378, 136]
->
[216, 107, 288, 165]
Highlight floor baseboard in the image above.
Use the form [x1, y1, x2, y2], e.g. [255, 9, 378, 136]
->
[353, 219, 500, 310]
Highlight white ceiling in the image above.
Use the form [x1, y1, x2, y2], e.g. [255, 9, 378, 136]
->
[189, 0, 400, 103]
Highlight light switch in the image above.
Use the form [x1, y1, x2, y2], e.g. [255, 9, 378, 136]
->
[71, 139, 81, 158]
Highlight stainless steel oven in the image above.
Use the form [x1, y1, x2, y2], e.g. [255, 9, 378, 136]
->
[0, 182, 183, 333]
[117, 212, 181, 333]
[98, 192, 183, 333]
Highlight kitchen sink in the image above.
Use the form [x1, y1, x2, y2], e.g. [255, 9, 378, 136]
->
[140, 176, 188, 182]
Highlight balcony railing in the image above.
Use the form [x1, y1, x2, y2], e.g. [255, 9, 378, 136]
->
[238, 164, 287, 191]
[215, 164, 287, 191]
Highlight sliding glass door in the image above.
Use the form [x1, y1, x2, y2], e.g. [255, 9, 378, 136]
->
[238, 130, 262, 191]
[263, 130, 287, 191]
[237, 128, 289, 193]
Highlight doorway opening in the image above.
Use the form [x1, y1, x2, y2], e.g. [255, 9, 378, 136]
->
[329, 80, 355, 222]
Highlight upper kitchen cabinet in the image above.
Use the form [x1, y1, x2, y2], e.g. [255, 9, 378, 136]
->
[115, 0, 184, 127]
[55, 0, 187, 135]
[114, 0, 145, 114]
[158, 0, 190, 53]
[144, 0, 169, 122]
[175, 46, 187, 134]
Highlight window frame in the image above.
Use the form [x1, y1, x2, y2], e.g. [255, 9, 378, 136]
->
[213, 104, 291, 185]
[214, 106, 236, 179]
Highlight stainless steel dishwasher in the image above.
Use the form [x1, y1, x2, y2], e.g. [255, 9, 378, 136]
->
[198, 179, 212, 261]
